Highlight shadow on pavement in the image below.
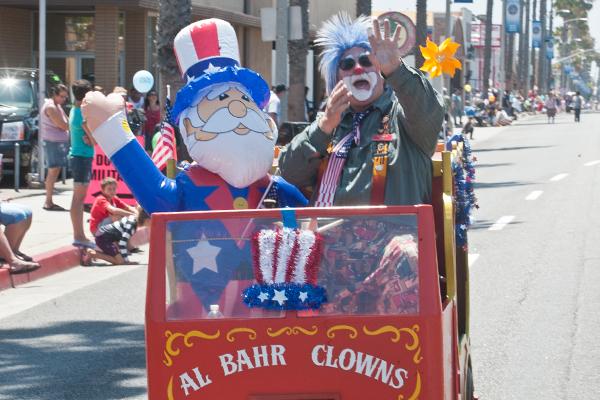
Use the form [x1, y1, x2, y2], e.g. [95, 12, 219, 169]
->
[473, 145, 554, 153]
[474, 181, 532, 189]
[0, 320, 146, 399]
[469, 219, 523, 230]
[474, 162, 514, 169]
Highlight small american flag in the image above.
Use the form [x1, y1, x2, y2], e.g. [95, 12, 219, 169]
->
[151, 97, 177, 171]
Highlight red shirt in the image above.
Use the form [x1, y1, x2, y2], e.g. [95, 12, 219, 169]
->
[89, 194, 128, 234]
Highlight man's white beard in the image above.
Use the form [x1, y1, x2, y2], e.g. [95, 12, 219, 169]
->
[186, 129, 276, 188]
[343, 71, 379, 102]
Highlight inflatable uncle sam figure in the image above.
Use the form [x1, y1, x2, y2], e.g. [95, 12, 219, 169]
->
[82, 19, 307, 214]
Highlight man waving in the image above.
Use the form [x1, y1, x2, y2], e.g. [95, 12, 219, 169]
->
[279, 13, 444, 206]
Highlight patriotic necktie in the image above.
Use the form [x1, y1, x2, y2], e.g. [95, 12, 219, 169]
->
[314, 108, 373, 207]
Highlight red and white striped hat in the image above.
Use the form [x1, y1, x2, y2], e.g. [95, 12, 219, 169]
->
[171, 18, 270, 120]
[174, 19, 240, 81]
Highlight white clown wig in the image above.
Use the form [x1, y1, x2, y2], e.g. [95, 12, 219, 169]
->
[315, 12, 372, 95]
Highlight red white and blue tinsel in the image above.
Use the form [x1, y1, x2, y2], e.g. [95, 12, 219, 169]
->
[242, 228, 327, 310]
[447, 134, 478, 249]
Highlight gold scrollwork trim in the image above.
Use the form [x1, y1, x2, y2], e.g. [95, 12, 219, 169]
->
[398, 371, 421, 400]
[363, 324, 422, 365]
[326, 324, 358, 339]
[226, 327, 257, 342]
[163, 329, 221, 367]
[267, 326, 319, 337]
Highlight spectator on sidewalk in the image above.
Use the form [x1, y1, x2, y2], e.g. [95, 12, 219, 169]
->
[545, 92, 557, 124]
[69, 79, 95, 249]
[86, 206, 150, 265]
[89, 178, 137, 239]
[41, 84, 70, 211]
[128, 87, 144, 109]
[452, 89, 463, 126]
[572, 91, 583, 122]
[264, 84, 286, 127]
[0, 201, 41, 274]
[462, 117, 474, 140]
[143, 90, 161, 151]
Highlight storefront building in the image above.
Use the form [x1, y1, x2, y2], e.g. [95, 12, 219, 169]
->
[0, 1, 274, 92]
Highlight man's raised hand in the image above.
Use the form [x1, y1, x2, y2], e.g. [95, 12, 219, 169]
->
[318, 81, 352, 135]
[368, 18, 403, 77]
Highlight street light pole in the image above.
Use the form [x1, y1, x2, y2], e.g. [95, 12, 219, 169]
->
[38, 0, 46, 183]
[276, 0, 289, 123]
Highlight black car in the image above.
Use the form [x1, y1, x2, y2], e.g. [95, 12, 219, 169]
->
[0, 68, 62, 185]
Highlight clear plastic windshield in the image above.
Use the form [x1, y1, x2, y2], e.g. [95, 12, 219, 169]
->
[165, 213, 419, 320]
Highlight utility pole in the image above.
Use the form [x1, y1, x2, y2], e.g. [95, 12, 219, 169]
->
[530, 0, 537, 90]
[537, 0, 547, 92]
[276, 0, 289, 123]
[547, 7, 553, 89]
[38, 0, 46, 183]
[445, 0, 452, 91]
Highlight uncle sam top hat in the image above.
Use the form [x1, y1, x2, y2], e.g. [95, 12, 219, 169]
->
[171, 18, 270, 121]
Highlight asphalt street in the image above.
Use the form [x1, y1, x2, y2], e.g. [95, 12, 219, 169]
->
[0, 111, 599, 399]
[468, 111, 600, 399]
[0, 252, 149, 400]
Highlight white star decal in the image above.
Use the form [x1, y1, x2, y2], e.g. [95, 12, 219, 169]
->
[258, 291, 270, 303]
[272, 289, 288, 306]
[186, 235, 221, 274]
[204, 63, 223, 74]
[298, 291, 308, 302]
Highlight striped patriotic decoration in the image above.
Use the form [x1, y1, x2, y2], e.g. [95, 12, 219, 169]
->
[151, 97, 177, 171]
[314, 109, 372, 207]
[314, 132, 354, 207]
[242, 228, 327, 310]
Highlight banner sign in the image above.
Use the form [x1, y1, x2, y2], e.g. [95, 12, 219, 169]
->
[84, 136, 145, 206]
[505, 0, 521, 33]
[470, 24, 502, 47]
[532, 21, 542, 48]
[545, 37, 554, 59]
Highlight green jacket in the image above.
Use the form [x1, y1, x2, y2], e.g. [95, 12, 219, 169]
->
[279, 63, 444, 206]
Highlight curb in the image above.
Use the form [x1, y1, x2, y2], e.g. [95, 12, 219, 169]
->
[0, 227, 150, 291]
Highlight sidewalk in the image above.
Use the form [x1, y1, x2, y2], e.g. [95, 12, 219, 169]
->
[0, 179, 148, 290]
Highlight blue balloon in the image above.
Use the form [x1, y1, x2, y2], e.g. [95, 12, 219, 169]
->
[132, 70, 154, 93]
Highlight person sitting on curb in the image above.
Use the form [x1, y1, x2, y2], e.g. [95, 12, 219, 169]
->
[86, 206, 150, 265]
[0, 201, 40, 274]
[89, 177, 137, 237]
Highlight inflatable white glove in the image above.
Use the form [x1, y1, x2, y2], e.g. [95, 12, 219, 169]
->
[81, 91, 135, 157]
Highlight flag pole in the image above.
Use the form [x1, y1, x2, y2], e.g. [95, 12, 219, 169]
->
[165, 84, 176, 179]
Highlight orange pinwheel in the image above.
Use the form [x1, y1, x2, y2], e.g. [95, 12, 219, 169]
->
[419, 38, 462, 78]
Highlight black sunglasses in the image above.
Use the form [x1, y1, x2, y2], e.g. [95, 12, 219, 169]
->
[339, 54, 373, 71]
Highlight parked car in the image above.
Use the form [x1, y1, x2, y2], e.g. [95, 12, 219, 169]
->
[0, 68, 62, 185]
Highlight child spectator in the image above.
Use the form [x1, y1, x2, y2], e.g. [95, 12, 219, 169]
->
[89, 177, 137, 236]
[86, 206, 150, 265]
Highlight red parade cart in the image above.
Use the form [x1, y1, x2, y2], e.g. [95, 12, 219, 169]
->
[145, 146, 475, 400]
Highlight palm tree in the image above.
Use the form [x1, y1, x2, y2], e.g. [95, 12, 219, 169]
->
[482, 0, 494, 95]
[537, 0, 547, 92]
[288, 0, 310, 121]
[356, 0, 372, 17]
[157, 0, 191, 104]
[157, 0, 191, 160]
[415, 0, 427, 69]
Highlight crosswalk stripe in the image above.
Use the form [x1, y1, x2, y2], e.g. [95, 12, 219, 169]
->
[550, 173, 568, 181]
[489, 215, 515, 231]
[525, 190, 543, 200]
[468, 253, 480, 267]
